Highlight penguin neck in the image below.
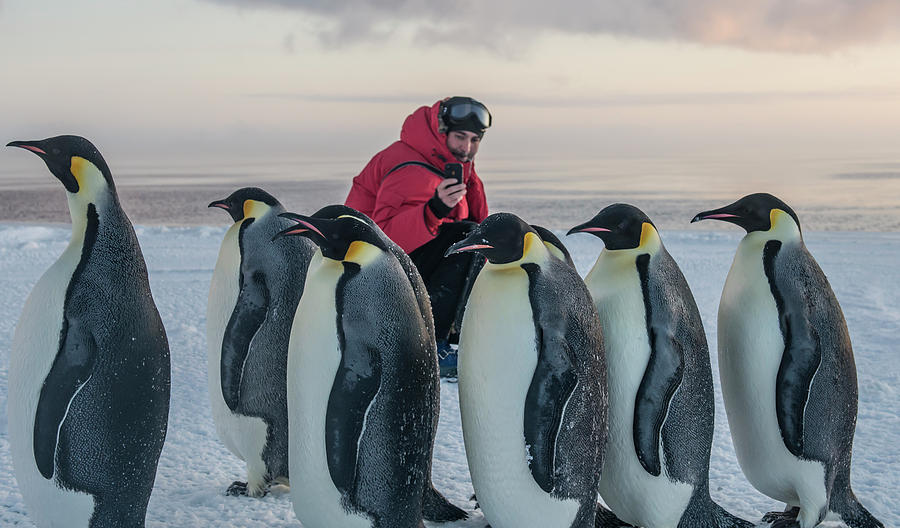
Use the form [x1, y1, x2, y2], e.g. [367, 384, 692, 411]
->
[588, 223, 662, 280]
[542, 242, 567, 263]
[485, 231, 550, 272]
[65, 179, 113, 246]
[739, 209, 802, 252]
[225, 218, 244, 242]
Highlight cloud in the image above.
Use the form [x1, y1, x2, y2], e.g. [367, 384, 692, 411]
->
[242, 87, 900, 107]
[283, 32, 296, 54]
[207, 0, 900, 53]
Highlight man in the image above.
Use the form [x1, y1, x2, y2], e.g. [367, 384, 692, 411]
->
[345, 96, 491, 377]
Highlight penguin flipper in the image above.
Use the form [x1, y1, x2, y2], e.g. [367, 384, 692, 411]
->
[633, 253, 685, 477]
[763, 241, 823, 457]
[220, 270, 269, 411]
[34, 320, 98, 479]
[325, 342, 381, 495]
[388, 245, 436, 344]
[523, 307, 578, 493]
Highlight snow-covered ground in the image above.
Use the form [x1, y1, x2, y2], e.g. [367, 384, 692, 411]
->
[0, 223, 896, 527]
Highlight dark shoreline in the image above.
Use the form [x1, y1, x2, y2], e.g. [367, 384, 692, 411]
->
[1, 182, 898, 232]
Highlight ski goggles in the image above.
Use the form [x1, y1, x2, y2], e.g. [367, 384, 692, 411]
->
[442, 98, 492, 130]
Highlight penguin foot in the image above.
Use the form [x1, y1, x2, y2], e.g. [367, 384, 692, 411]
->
[423, 485, 468, 522]
[225, 480, 271, 497]
[226, 481, 249, 496]
[769, 520, 800, 528]
[247, 481, 270, 498]
[595, 503, 634, 527]
[762, 506, 800, 524]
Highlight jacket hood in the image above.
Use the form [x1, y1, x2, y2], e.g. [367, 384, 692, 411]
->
[399, 100, 461, 168]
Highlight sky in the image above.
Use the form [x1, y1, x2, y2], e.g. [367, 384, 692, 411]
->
[1, 0, 900, 162]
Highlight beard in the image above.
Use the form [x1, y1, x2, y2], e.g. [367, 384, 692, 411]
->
[450, 149, 474, 163]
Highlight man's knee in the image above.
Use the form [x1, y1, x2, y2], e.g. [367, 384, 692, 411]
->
[437, 220, 478, 242]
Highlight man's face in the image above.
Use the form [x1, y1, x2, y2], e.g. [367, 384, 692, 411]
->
[446, 130, 482, 163]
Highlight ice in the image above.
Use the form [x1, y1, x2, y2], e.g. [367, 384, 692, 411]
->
[0, 223, 896, 527]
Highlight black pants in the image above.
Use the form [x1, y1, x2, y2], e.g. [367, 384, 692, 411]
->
[410, 221, 484, 343]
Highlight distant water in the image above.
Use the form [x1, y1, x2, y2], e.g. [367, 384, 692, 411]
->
[1, 153, 898, 231]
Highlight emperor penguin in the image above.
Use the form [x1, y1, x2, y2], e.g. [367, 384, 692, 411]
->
[6, 136, 170, 527]
[568, 204, 751, 528]
[206, 187, 316, 497]
[273, 205, 466, 527]
[693, 193, 883, 528]
[446, 212, 608, 528]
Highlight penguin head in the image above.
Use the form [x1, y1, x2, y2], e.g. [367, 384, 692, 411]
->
[445, 212, 546, 265]
[7, 135, 113, 195]
[305, 204, 376, 226]
[567, 203, 656, 251]
[692, 193, 801, 234]
[274, 205, 387, 262]
[209, 187, 281, 223]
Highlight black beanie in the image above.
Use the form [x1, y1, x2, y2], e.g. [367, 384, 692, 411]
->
[446, 115, 486, 136]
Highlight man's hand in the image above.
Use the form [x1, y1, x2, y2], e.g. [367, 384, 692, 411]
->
[435, 178, 467, 209]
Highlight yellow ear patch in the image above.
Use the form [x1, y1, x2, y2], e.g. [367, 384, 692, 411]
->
[68, 155, 107, 195]
[344, 240, 381, 266]
[243, 200, 270, 219]
[523, 231, 542, 258]
[69, 156, 89, 191]
[638, 222, 659, 249]
[770, 208, 787, 227]
[766, 208, 802, 239]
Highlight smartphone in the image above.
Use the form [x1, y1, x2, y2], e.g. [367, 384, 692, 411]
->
[444, 162, 463, 185]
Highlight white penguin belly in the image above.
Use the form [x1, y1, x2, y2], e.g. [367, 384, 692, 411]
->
[207, 225, 268, 481]
[718, 244, 825, 508]
[287, 258, 371, 528]
[459, 267, 581, 528]
[8, 241, 94, 527]
[589, 268, 693, 528]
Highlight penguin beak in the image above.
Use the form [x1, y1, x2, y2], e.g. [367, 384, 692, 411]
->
[566, 221, 611, 237]
[208, 199, 229, 211]
[691, 206, 741, 224]
[209, 198, 245, 222]
[445, 235, 493, 257]
[7, 139, 79, 193]
[273, 212, 324, 241]
[7, 140, 48, 155]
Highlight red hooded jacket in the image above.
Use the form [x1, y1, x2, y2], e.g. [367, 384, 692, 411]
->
[344, 100, 489, 253]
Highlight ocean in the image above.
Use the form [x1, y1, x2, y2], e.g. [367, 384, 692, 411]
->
[1, 152, 898, 231]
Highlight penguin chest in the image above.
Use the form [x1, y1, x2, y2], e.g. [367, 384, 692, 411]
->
[207, 226, 267, 467]
[287, 259, 371, 528]
[589, 266, 693, 527]
[8, 242, 95, 527]
[718, 244, 824, 504]
[458, 267, 581, 528]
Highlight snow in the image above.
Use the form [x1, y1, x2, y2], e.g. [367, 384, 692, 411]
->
[0, 223, 896, 527]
